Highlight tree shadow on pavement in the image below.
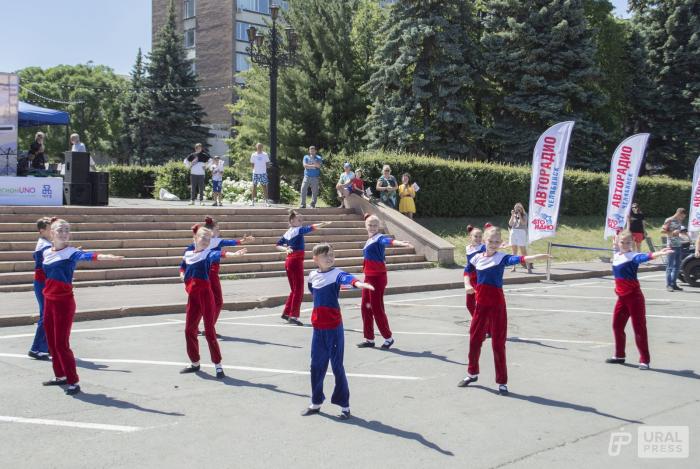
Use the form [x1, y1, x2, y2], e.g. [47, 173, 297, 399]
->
[467, 385, 642, 424]
[196, 372, 309, 398]
[72, 393, 184, 416]
[217, 335, 302, 349]
[319, 413, 454, 456]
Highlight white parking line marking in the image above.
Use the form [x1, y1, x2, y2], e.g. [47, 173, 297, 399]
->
[0, 353, 422, 381]
[0, 415, 141, 433]
[382, 303, 700, 320]
[513, 293, 700, 304]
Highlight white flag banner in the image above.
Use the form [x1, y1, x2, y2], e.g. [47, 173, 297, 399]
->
[527, 121, 575, 243]
[689, 156, 700, 233]
[603, 133, 650, 239]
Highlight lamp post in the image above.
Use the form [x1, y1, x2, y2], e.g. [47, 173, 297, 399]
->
[246, 4, 297, 203]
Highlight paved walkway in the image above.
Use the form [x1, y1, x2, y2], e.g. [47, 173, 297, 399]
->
[0, 260, 666, 326]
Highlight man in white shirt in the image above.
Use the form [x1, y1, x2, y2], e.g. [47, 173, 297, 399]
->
[69, 133, 96, 171]
[250, 142, 271, 207]
[183, 143, 210, 205]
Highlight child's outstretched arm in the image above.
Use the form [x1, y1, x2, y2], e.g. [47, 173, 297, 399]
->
[650, 247, 673, 258]
[522, 253, 552, 263]
[96, 254, 125, 261]
[312, 221, 332, 229]
[391, 239, 413, 249]
[354, 280, 375, 291]
[223, 248, 247, 258]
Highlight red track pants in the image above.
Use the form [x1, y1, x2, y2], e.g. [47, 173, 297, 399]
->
[283, 253, 305, 318]
[185, 286, 222, 364]
[466, 293, 476, 317]
[612, 291, 650, 364]
[361, 273, 392, 340]
[467, 302, 508, 384]
[43, 295, 79, 385]
[210, 270, 223, 323]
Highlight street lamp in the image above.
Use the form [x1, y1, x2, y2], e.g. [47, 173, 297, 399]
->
[246, 4, 297, 203]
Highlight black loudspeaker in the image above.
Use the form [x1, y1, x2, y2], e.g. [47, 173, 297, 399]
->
[63, 152, 90, 183]
[89, 171, 109, 185]
[63, 182, 92, 205]
[89, 172, 109, 206]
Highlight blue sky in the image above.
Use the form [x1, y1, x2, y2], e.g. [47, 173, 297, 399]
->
[4, 0, 630, 76]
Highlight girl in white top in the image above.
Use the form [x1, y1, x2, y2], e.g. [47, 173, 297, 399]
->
[508, 202, 531, 273]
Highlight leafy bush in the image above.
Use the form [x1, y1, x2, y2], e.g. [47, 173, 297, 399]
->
[101, 164, 157, 198]
[204, 178, 299, 204]
[321, 151, 693, 217]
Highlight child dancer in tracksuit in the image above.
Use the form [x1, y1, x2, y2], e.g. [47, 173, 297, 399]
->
[357, 214, 412, 349]
[28, 217, 52, 360]
[605, 231, 671, 370]
[463, 225, 485, 318]
[301, 243, 374, 420]
[41, 218, 124, 395]
[180, 224, 247, 378]
[276, 210, 331, 326]
[184, 216, 253, 326]
[458, 225, 550, 395]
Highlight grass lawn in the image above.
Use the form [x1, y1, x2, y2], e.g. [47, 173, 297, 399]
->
[417, 215, 668, 265]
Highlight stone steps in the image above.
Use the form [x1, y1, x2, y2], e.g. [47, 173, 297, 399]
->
[0, 220, 365, 232]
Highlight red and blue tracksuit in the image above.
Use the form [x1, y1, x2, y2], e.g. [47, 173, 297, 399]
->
[464, 243, 485, 317]
[307, 268, 358, 408]
[361, 233, 395, 341]
[185, 237, 241, 323]
[277, 225, 317, 318]
[180, 248, 223, 364]
[30, 237, 52, 354]
[467, 252, 524, 384]
[42, 247, 99, 385]
[611, 251, 654, 364]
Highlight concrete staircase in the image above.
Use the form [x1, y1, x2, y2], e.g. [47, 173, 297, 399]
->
[0, 206, 432, 292]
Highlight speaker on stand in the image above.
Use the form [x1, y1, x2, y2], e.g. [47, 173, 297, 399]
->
[63, 151, 90, 184]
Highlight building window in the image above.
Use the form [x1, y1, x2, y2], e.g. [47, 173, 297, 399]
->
[238, 0, 270, 14]
[236, 53, 250, 72]
[189, 60, 196, 74]
[236, 21, 266, 41]
[184, 0, 196, 19]
[184, 28, 195, 48]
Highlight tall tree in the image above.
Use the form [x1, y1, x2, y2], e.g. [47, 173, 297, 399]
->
[141, 0, 209, 164]
[17, 64, 128, 161]
[362, 0, 483, 158]
[481, 0, 607, 169]
[630, 0, 700, 176]
[120, 48, 150, 164]
[229, 0, 372, 178]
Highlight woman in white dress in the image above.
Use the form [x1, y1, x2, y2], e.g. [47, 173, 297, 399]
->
[508, 202, 532, 273]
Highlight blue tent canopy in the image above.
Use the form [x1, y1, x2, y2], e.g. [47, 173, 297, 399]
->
[18, 101, 70, 127]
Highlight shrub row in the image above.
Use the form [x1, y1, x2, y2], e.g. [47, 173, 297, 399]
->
[319, 151, 693, 217]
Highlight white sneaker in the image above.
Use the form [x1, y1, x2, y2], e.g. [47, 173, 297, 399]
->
[639, 363, 650, 370]
[199, 200, 205, 206]
[189, 201, 195, 205]
[248, 201, 254, 206]
[265, 202, 271, 207]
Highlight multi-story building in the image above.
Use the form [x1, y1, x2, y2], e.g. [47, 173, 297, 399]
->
[152, 0, 286, 155]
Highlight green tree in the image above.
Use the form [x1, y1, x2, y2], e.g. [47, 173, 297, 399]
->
[481, 0, 607, 169]
[630, 0, 699, 176]
[119, 48, 150, 164]
[362, 0, 483, 158]
[351, 0, 390, 85]
[141, 0, 209, 164]
[229, 0, 372, 181]
[17, 64, 128, 161]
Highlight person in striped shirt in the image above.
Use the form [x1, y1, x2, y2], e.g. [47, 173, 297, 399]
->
[276, 210, 331, 326]
[357, 214, 413, 350]
[301, 243, 374, 420]
[605, 230, 671, 370]
[41, 218, 124, 395]
[28, 217, 53, 360]
[179, 224, 247, 378]
[459, 225, 550, 395]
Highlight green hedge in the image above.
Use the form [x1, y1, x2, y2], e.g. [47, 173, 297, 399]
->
[320, 151, 693, 217]
[101, 164, 157, 199]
